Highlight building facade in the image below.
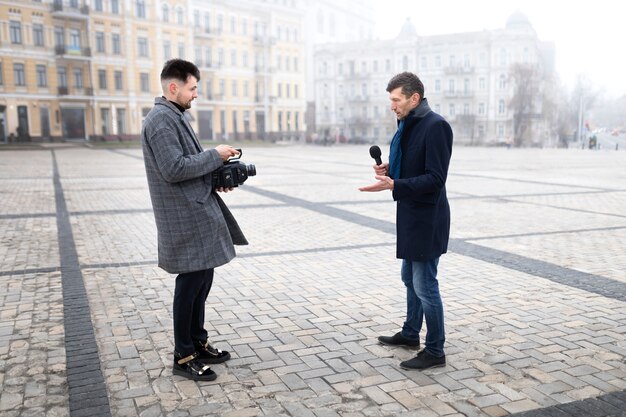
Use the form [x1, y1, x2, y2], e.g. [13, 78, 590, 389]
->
[313, 13, 556, 145]
[0, 0, 307, 142]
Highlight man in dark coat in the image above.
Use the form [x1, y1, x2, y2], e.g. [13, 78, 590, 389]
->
[360, 72, 453, 370]
[141, 59, 247, 381]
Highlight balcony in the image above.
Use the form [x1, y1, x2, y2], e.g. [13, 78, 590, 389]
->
[55, 45, 91, 58]
[58, 86, 69, 95]
[51, 2, 89, 18]
[195, 27, 222, 39]
[444, 66, 474, 75]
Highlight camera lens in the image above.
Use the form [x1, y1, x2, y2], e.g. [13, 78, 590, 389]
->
[246, 164, 256, 177]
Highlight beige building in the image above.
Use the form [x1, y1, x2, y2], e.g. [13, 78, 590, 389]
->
[0, 0, 306, 142]
[314, 13, 556, 146]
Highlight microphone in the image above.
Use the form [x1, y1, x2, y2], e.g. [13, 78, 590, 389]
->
[369, 145, 383, 166]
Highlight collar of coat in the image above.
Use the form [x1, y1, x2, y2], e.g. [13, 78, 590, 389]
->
[400, 98, 432, 127]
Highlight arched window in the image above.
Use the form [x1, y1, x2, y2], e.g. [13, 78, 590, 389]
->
[498, 99, 505, 114]
[499, 74, 506, 89]
[161, 4, 169, 22]
[176, 7, 184, 25]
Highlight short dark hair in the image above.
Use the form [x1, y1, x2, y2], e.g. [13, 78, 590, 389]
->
[386, 72, 424, 99]
[160, 59, 201, 83]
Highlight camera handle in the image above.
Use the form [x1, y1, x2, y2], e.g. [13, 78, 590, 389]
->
[228, 148, 243, 161]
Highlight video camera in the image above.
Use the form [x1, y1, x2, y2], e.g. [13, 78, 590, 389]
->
[212, 148, 256, 188]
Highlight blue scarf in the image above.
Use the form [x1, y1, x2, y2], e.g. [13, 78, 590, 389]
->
[388, 119, 405, 179]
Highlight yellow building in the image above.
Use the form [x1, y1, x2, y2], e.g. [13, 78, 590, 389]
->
[0, 0, 306, 143]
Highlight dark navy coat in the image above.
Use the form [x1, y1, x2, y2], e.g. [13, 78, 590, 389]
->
[391, 99, 453, 261]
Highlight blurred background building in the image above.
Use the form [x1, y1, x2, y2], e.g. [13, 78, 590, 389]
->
[0, 1, 553, 146]
[314, 12, 556, 146]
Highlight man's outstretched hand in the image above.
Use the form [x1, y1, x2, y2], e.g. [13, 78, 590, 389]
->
[359, 175, 394, 192]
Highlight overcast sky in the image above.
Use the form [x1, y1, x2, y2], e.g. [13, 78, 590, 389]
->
[372, 0, 625, 99]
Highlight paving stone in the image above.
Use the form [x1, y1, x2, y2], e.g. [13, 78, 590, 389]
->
[2, 147, 626, 417]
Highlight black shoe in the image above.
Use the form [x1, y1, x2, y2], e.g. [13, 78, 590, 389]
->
[400, 349, 446, 370]
[378, 332, 420, 349]
[173, 352, 217, 381]
[194, 340, 231, 364]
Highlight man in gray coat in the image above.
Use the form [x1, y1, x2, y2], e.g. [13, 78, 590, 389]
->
[141, 59, 247, 381]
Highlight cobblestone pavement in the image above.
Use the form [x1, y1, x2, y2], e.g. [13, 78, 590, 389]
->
[1, 145, 625, 417]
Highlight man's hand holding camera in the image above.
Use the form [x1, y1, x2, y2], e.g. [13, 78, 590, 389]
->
[359, 162, 394, 192]
[214, 145, 239, 192]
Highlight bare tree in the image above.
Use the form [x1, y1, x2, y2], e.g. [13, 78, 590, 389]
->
[508, 63, 542, 146]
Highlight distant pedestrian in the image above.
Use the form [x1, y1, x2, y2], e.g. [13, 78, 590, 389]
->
[359, 72, 453, 370]
[141, 59, 248, 381]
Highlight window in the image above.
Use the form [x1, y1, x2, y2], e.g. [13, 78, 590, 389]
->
[464, 79, 470, 94]
[498, 99, 505, 114]
[112, 34, 121, 54]
[479, 77, 485, 90]
[136, 0, 146, 18]
[463, 103, 470, 115]
[58, 67, 67, 87]
[217, 14, 223, 32]
[420, 57, 427, 69]
[435, 56, 441, 67]
[448, 79, 455, 93]
[162, 4, 169, 22]
[111, 0, 119, 13]
[286, 84, 290, 98]
[219, 79, 225, 95]
[36, 65, 47, 87]
[231, 80, 237, 96]
[14, 64, 26, 86]
[449, 55, 455, 67]
[0, 62, 3, 85]
[193, 10, 200, 27]
[98, 69, 107, 89]
[54, 27, 64, 47]
[114, 71, 123, 90]
[96, 32, 105, 53]
[478, 103, 485, 115]
[176, 7, 184, 24]
[163, 41, 171, 59]
[243, 81, 248, 97]
[69, 29, 80, 49]
[73, 68, 83, 88]
[230, 16, 236, 33]
[499, 74, 506, 89]
[497, 124, 504, 138]
[117, 108, 126, 134]
[33, 24, 44, 46]
[138, 37, 149, 57]
[385, 59, 391, 72]
[10, 21, 22, 44]
[231, 49, 237, 66]
[95, 0, 103, 11]
[178, 43, 185, 59]
[205, 47, 212, 66]
[100, 108, 110, 135]
[140, 73, 150, 92]
[434, 79, 440, 92]
[294, 84, 298, 98]
[449, 103, 455, 116]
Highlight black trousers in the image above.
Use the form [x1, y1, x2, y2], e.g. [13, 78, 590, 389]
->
[173, 268, 214, 356]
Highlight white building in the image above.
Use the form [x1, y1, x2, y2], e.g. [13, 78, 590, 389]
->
[313, 12, 556, 145]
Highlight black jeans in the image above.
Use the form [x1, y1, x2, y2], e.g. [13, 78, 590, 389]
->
[173, 268, 214, 356]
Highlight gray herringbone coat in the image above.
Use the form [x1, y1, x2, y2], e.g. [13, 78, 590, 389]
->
[141, 97, 247, 274]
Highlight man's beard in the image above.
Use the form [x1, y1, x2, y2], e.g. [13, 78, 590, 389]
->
[176, 93, 193, 109]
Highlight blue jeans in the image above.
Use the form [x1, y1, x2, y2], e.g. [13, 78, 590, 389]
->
[400, 258, 445, 357]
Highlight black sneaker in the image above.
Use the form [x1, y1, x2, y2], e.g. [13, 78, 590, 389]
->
[400, 349, 446, 370]
[378, 332, 420, 349]
[194, 340, 231, 364]
[173, 352, 217, 381]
